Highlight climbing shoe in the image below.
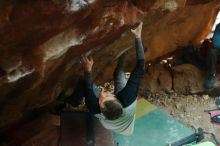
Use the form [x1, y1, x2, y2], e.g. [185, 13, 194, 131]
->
[205, 74, 216, 89]
[50, 103, 66, 115]
[57, 91, 67, 101]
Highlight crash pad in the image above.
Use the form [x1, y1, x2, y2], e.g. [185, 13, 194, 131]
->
[60, 111, 114, 146]
[113, 98, 195, 146]
[184, 141, 216, 146]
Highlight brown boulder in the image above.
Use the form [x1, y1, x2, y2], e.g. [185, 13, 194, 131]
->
[139, 64, 172, 95]
[172, 64, 205, 94]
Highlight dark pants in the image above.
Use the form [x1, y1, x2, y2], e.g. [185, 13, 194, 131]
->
[206, 48, 220, 76]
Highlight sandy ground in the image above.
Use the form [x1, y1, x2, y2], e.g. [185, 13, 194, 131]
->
[146, 91, 220, 145]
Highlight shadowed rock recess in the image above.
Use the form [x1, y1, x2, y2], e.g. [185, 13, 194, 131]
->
[0, 0, 220, 145]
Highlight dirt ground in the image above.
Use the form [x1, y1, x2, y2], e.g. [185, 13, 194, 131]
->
[146, 91, 220, 145]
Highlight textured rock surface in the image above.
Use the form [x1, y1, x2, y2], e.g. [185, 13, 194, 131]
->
[172, 64, 205, 94]
[0, 0, 220, 145]
[139, 64, 172, 94]
[139, 64, 205, 95]
[0, 0, 147, 129]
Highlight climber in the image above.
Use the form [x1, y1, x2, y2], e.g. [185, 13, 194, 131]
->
[205, 23, 220, 89]
[57, 22, 145, 135]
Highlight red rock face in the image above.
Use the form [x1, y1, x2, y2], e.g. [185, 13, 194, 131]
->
[0, 0, 149, 145]
[0, 0, 146, 120]
[0, 0, 219, 145]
